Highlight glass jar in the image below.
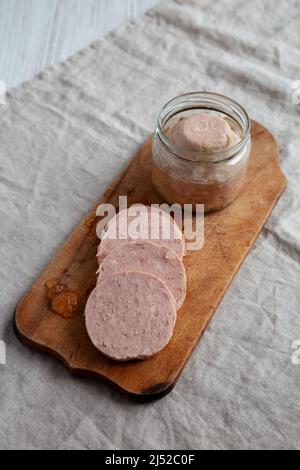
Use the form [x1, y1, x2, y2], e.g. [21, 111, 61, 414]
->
[152, 92, 251, 212]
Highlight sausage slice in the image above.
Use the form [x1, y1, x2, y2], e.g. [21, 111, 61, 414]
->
[85, 271, 176, 361]
[97, 206, 184, 264]
[97, 240, 186, 310]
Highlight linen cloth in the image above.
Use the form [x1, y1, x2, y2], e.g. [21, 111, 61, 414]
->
[1, 0, 300, 450]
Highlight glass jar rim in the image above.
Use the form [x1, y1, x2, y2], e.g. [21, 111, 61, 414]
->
[156, 91, 251, 164]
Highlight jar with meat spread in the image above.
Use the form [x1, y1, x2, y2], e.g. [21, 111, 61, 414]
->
[152, 92, 251, 212]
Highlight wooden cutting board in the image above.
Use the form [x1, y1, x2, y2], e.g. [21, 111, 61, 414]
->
[15, 120, 287, 400]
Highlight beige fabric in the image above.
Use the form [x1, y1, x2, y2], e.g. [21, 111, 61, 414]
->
[1, 0, 300, 450]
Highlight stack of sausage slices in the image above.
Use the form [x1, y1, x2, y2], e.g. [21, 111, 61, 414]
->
[85, 205, 186, 361]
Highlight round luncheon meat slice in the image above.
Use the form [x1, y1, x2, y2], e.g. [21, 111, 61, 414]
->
[97, 240, 186, 310]
[85, 271, 177, 361]
[97, 205, 185, 264]
[168, 113, 232, 151]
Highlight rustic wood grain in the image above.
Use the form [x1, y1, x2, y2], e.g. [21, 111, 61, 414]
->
[15, 120, 287, 399]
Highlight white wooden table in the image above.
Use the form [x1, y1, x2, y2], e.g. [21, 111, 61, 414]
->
[0, 0, 159, 90]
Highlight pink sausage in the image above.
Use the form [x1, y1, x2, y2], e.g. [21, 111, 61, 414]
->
[85, 271, 176, 361]
[168, 113, 232, 151]
[97, 205, 185, 264]
[97, 240, 186, 310]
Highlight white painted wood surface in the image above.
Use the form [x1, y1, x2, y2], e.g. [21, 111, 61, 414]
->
[0, 0, 159, 89]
